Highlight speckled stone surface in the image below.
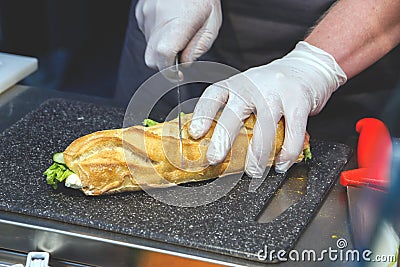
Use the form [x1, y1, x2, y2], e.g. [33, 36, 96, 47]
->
[0, 99, 352, 262]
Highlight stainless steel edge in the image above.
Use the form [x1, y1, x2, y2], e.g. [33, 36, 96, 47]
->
[0, 212, 249, 267]
[0, 249, 91, 267]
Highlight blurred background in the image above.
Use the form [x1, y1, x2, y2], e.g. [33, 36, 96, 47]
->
[0, 0, 131, 98]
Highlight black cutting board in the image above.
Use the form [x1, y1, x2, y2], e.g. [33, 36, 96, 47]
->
[0, 99, 352, 262]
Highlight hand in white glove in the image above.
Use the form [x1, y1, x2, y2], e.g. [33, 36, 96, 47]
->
[189, 41, 347, 177]
[135, 0, 222, 72]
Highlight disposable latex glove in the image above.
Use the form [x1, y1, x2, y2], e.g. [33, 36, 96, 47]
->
[135, 0, 222, 73]
[189, 41, 347, 177]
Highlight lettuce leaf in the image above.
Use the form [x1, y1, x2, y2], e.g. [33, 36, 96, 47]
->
[44, 153, 74, 189]
[142, 118, 159, 127]
[303, 147, 312, 161]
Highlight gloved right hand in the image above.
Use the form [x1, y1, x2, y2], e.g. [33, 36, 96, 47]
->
[135, 0, 222, 73]
[189, 41, 347, 177]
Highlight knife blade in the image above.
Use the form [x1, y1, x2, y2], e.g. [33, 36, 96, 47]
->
[346, 186, 385, 249]
[175, 55, 184, 169]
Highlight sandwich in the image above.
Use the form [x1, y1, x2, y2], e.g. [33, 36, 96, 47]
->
[44, 113, 311, 196]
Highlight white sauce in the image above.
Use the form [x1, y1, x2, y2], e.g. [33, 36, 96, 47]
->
[65, 173, 82, 189]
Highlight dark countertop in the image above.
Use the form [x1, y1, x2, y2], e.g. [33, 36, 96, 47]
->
[0, 85, 355, 267]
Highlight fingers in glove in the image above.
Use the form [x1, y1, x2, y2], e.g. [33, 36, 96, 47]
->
[135, 0, 145, 32]
[181, 7, 221, 64]
[274, 106, 309, 173]
[189, 81, 229, 139]
[144, 20, 198, 72]
[245, 103, 282, 179]
[144, 34, 179, 72]
[206, 88, 253, 165]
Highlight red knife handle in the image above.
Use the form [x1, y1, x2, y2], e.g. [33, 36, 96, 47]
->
[356, 118, 392, 170]
[340, 168, 387, 189]
[340, 118, 392, 188]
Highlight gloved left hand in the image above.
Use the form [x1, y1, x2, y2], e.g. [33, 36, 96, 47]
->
[189, 41, 347, 177]
[135, 0, 222, 74]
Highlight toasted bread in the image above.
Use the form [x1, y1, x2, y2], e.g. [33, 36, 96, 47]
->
[63, 113, 309, 195]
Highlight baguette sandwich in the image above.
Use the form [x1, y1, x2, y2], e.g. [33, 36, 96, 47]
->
[44, 113, 311, 196]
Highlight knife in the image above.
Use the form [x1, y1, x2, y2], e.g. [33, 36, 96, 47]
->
[340, 118, 392, 250]
[175, 55, 184, 169]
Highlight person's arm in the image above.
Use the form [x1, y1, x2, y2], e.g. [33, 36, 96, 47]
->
[305, 0, 400, 79]
[189, 0, 400, 177]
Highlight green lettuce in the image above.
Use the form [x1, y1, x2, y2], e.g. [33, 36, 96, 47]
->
[44, 153, 74, 189]
[303, 147, 312, 161]
[142, 118, 159, 127]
